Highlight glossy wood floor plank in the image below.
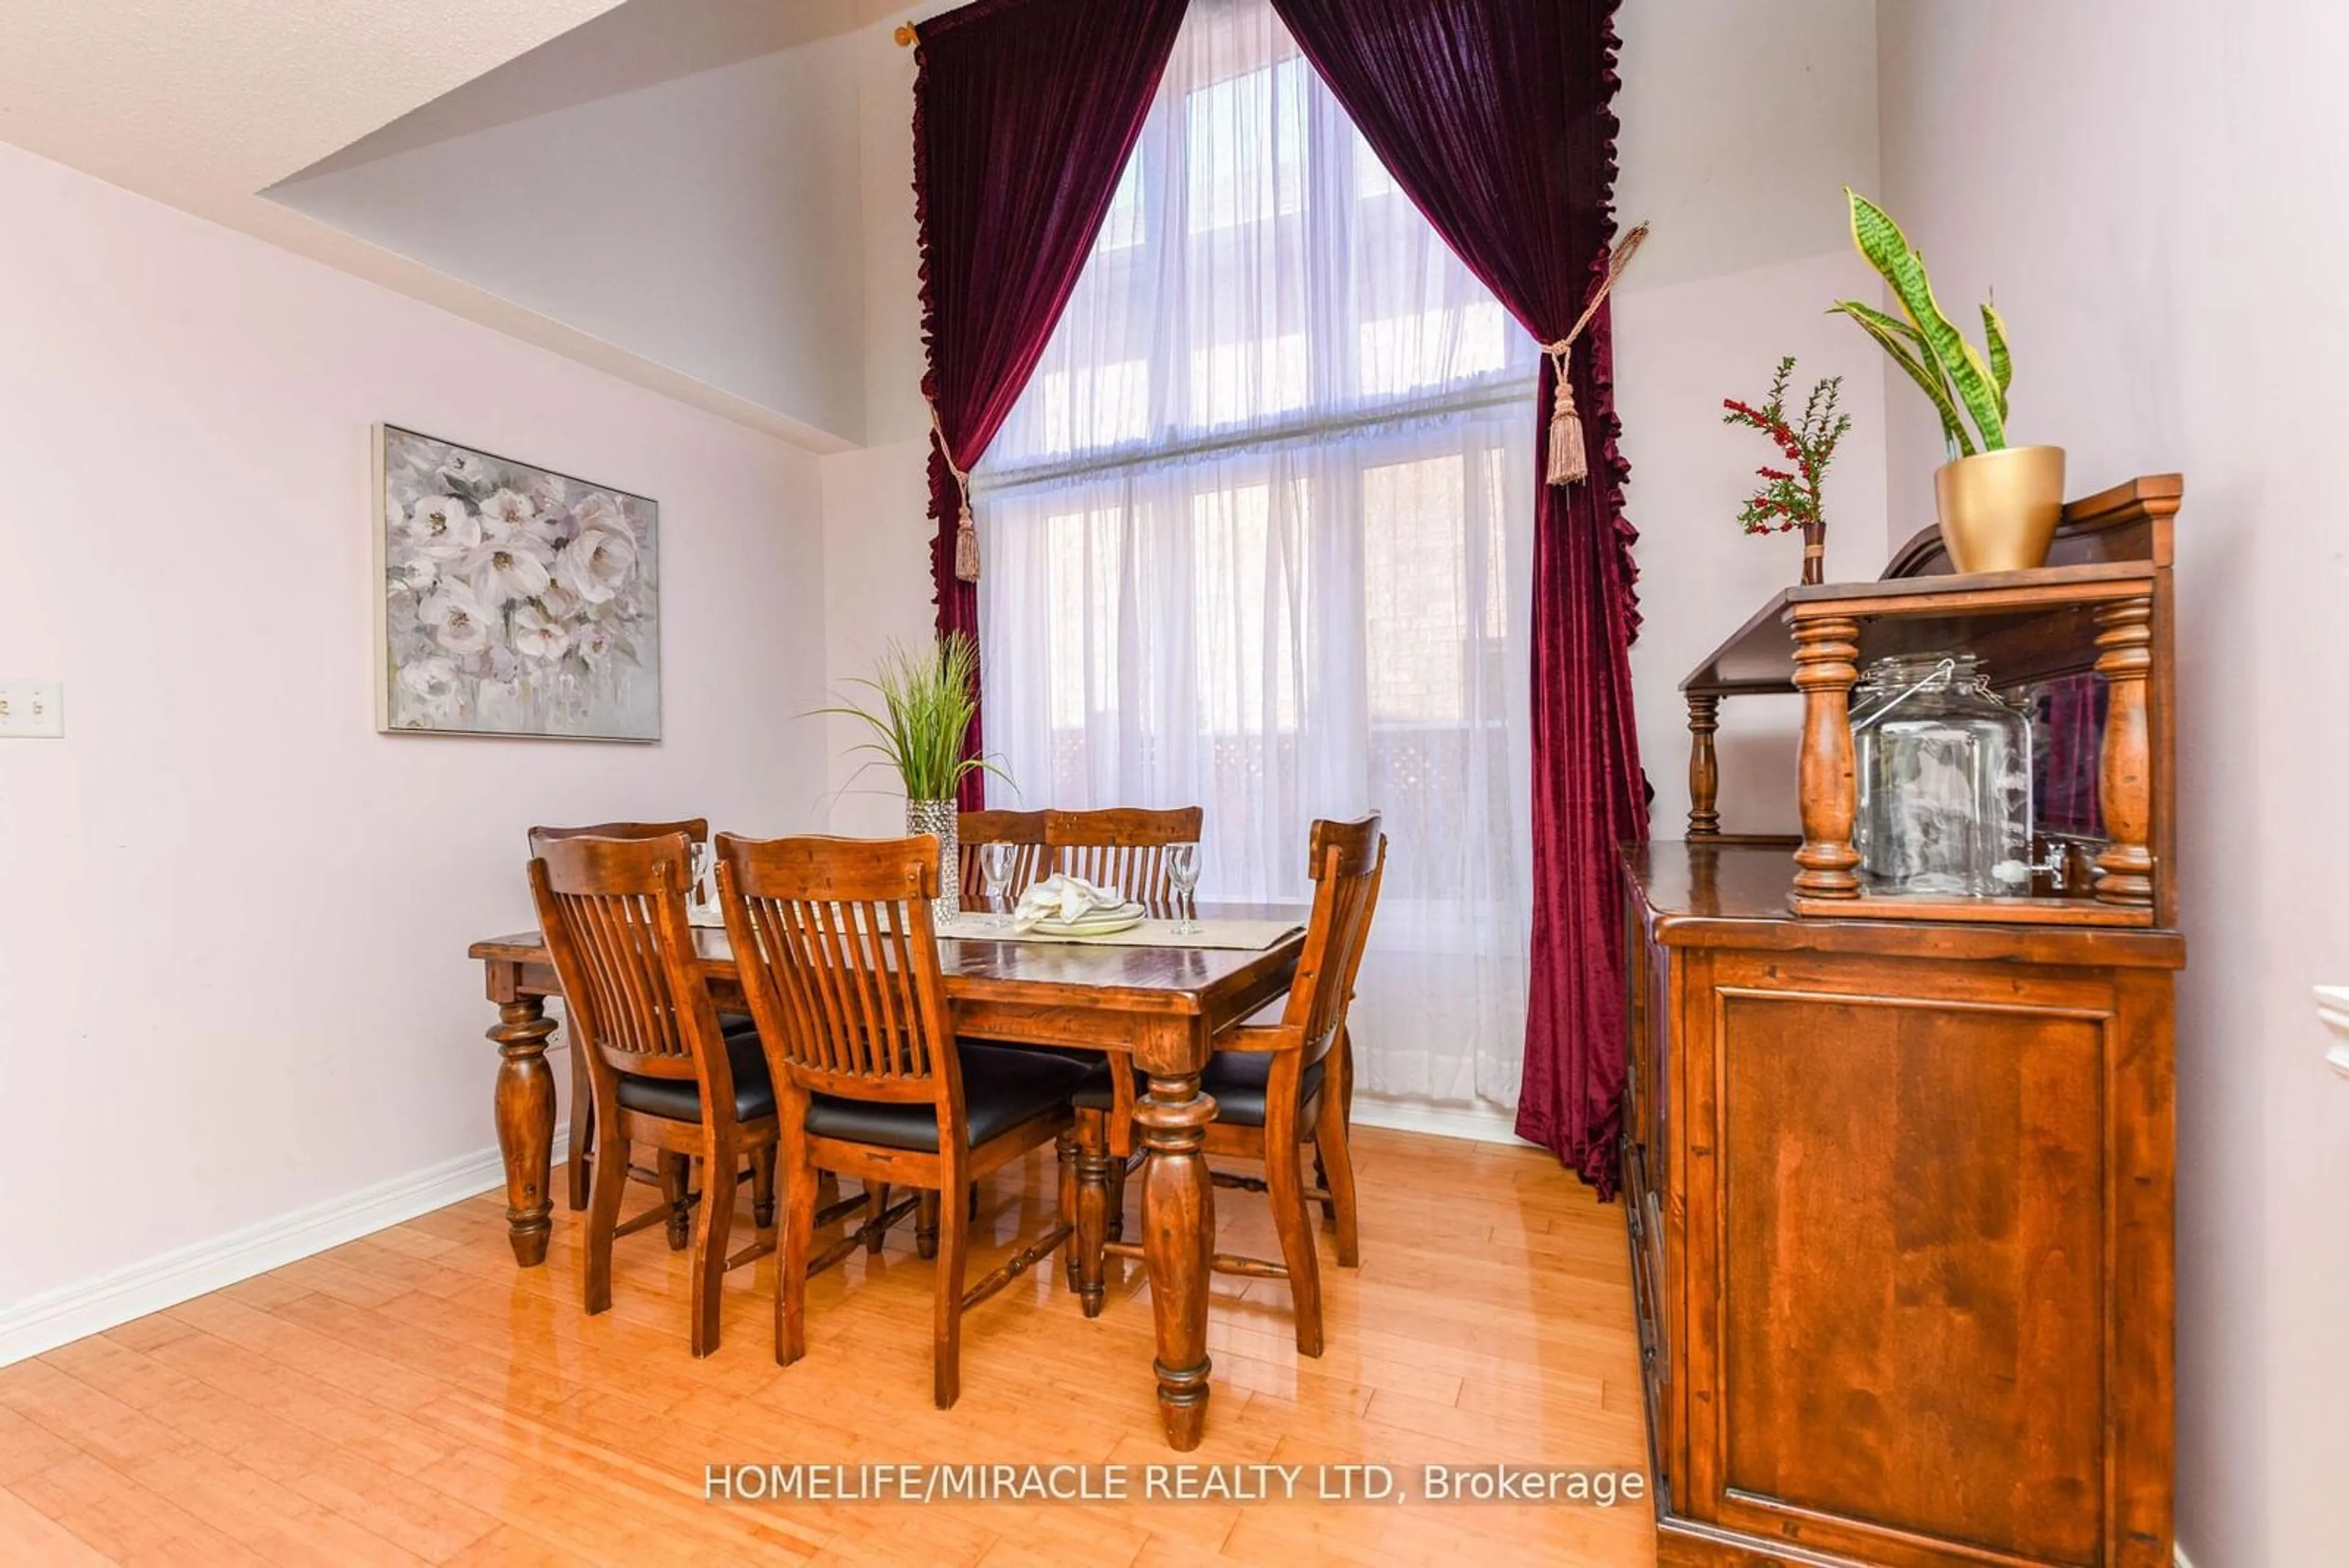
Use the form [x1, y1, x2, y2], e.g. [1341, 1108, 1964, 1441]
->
[5, 1128, 1654, 1566]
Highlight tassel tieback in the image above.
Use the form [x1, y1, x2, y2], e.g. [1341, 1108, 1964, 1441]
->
[1542, 220, 1650, 488]
[952, 505, 979, 584]
[1543, 357, 1587, 486]
[926, 399, 981, 583]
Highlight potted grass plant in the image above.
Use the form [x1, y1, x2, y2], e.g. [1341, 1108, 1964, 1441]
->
[820, 632, 1006, 918]
[1831, 188, 2065, 572]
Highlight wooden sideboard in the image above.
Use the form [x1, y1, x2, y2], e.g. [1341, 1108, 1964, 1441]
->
[1624, 477, 2184, 1566]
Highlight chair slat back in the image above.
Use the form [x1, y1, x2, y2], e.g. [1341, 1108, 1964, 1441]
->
[1282, 815, 1387, 1066]
[716, 834, 958, 1108]
[527, 819, 709, 853]
[957, 809, 1047, 904]
[1308, 814, 1385, 1016]
[1045, 806, 1204, 913]
[530, 819, 709, 903]
[529, 833, 729, 1088]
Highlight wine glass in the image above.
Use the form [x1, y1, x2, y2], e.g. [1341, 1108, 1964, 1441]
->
[978, 842, 1019, 927]
[1167, 842, 1202, 935]
[689, 841, 715, 918]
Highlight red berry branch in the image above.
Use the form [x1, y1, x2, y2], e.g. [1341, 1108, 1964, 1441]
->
[1722, 355, 1851, 540]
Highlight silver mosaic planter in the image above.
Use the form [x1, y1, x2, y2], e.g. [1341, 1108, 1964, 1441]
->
[904, 798, 961, 922]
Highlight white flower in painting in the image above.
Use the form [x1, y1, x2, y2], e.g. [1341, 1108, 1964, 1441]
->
[558, 525, 637, 604]
[536, 580, 580, 620]
[510, 601, 570, 661]
[574, 621, 617, 664]
[464, 535, 555, 607]
[396, 656, 464, 723]
[619, 496, 656, 548]
[593, 584, 645, 626]
[390, 555, 438, 595]
[437, 451, 496, 491]
[529, 473, 568, 515]
[420, 581, 495, 655]
[398, 494, 480, 560]
[480, 488, 558, 545]
[385, 584, 421, 633]
[571, 491, 625, 534]
[471, 642, 523, 694]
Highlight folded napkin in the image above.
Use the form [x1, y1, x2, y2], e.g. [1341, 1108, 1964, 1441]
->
[1012, 872, 1134, 931]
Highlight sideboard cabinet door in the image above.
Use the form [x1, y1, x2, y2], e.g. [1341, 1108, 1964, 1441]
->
[1673, 948, 2174, 1568]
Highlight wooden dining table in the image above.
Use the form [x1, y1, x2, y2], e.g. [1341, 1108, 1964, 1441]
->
[467, 905, 1307, 1451]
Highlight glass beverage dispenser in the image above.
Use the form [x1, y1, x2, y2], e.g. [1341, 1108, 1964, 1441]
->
[1850, 652, 2035, 897]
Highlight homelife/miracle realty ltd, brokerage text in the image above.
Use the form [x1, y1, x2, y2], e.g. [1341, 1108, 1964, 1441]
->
[705, 1463, 1648, 1506]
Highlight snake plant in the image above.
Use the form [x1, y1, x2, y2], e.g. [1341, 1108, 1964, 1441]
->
[1830, 189, 2013, 460]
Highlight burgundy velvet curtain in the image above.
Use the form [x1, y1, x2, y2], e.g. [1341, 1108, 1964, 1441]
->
[911, 0, 1187, 808]
[1273, 0, 1645, 1194]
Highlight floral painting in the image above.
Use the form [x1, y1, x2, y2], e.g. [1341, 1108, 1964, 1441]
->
[374, 426, 659, 740]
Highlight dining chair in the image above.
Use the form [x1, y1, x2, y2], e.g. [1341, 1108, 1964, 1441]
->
[714, 832, 1093, 1407]
[529, 819, 767, 1219]
[1034, 804, 1207, 1250]
[957, 808, 1047, 911]
[1070, 814, 1385, 1358]
[1043, 806, 1204, 915]
[528, 831, 779, 1357]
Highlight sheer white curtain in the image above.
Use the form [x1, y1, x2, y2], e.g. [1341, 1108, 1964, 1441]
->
[974, 0, 1538, 1109]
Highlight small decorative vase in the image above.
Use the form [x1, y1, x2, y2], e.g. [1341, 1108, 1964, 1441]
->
[1800, 517, 1827, 585]
[1933, 444, 2066, 573]
[905, 798, 960, 922]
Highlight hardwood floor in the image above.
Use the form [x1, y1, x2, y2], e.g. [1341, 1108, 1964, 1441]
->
[0, 1127, 1655, 1566]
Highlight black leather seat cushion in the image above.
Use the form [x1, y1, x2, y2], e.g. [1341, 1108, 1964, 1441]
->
[805, 1045, 1091, 1152]
[616, 1023, 776, 1123]
[1072, 1050, 1324, 1128]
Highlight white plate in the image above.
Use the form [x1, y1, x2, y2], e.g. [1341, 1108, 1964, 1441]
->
[1027, 904, 1146, 937]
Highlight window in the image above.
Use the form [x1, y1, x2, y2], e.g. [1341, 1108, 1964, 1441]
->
[975, 0, 1537, 1107]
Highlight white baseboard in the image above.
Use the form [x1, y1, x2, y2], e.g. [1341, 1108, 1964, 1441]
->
[0, 1095, 1527, 1367]
[1351, 1096, 1534, 1146]
[0, 1134, 565, 1367]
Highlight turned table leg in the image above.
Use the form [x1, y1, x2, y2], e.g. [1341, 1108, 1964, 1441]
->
[1686, 691, 1722, 839]
[1135, 1060, 1217, 1451]
[489, 990, 558, 1267]
[2093, 595, 2157, 906]
[1074, 1120, 1112, 1318]
[1791, 614, 1863, 899]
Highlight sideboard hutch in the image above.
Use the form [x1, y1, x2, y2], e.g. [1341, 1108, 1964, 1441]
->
[1622, 475, 2183, 1567]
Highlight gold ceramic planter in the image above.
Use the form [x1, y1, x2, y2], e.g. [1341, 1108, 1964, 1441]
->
[1933, 445, 2066, 573]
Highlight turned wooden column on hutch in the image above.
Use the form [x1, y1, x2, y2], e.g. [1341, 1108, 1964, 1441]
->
[1682, 693, 1720, 838]
[1626, 474, 2184, 1568]
[2092, 594, 2159, 905]
[1788, 613, 1861, 898]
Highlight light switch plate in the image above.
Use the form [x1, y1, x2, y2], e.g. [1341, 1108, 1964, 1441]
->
[0, 679, 63, 737]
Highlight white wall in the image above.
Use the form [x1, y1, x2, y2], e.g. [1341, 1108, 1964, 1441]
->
[818, 444, 937, 836]
[1876, 5, 2349, 1562]
[1614, 0, 1886, 835]
[272, 35, 870, 444]
[819, 7, 957, 836]
[0, 139, 833, 1318]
